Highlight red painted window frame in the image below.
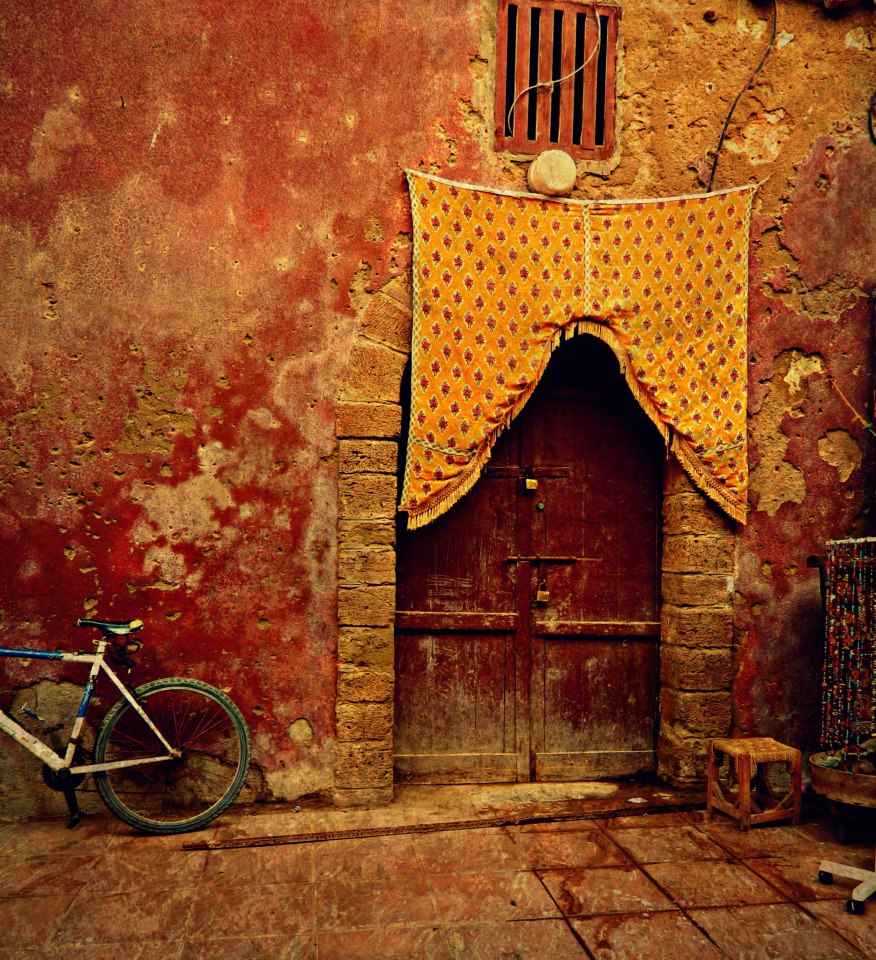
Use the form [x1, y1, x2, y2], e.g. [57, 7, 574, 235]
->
[494, 0, 621, 160]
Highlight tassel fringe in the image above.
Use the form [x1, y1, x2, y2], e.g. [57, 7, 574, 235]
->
[404, 320, 746, 529]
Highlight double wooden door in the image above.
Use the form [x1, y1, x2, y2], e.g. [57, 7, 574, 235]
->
[394, 336, 662, 783]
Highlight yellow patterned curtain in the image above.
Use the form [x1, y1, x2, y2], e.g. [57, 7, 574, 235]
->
[400, 171, 755, 529]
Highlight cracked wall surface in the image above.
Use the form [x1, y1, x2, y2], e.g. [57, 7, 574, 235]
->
[1, 0, 874, 814]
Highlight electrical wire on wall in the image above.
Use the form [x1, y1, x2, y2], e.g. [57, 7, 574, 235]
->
[706, 0, 778, 192]
[828, 377, 876, 439]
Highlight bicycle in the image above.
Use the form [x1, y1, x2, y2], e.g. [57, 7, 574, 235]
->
[0, 616, 251, 835]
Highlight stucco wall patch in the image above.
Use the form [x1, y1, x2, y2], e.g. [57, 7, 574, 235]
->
[818, 429, 863, 483]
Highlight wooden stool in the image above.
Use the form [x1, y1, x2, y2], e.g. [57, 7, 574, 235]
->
[707, 737, 802, 831]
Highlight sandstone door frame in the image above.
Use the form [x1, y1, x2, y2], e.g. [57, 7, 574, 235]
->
[333, 279, 736, 806]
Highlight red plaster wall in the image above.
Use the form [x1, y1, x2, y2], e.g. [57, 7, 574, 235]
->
[1, 0, 874, 810]
[0, 0, 481, 806]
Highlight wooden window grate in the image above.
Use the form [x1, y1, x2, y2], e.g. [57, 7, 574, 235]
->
[494, 0, 620, 160]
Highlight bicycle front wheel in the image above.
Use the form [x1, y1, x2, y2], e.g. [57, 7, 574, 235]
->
[93, 678, 250, 834]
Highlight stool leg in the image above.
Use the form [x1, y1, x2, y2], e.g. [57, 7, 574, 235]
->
[738, 754, 752, 831]
[790, 751, 802, 825]
[706, 742, 718, 821]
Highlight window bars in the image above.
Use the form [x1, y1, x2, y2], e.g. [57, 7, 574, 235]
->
[494, 0, 620, 160]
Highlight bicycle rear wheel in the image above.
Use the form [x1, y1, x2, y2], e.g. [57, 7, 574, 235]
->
[93, 678, 250, 834]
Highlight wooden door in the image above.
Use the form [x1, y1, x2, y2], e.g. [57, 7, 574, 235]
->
[394, 335, 662, 783]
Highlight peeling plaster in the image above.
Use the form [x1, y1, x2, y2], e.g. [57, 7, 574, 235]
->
[247, 407, 282, 431]
[782, 137, 876, 293]
[273, 353, 339, 464]
[818, 429, 863, 483]
[737, 16, 767, 41]
[288, 717, 315, 746]
[725, 109, 790, 165]
[750, 351, 826, 517]
[845, 27, 874, 51]
[783, 353, 826, 397]
[118, 367, 196, 456]
[131, 442, 237, 546]
[263, 740, 334, 801]
[141, 543, 201, 592]
[28, 90, 94, 182]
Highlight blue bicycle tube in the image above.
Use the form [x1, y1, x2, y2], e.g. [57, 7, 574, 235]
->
[76, 681, 94, 718]
[0, 648, 64, 660]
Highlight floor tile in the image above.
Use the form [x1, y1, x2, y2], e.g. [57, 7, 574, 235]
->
[512, 818, 610, 834]
[797, 818, 868, 847]
[0, 852, 96, 896]
[698, 821, 828, 858]
[540, 865, 676, 917]
[511, 825, 630, 870]
[54, 886, 197, 944]
[202, 843, 313, 885]
[5, 792, 876, 960]
[445, 918, 585, 959]
[797, 816, 876, 850]
[0, 892, 78, 948]
[644, 857, 785, 908]
[317, 875, 438, 931]
[571, 910, 726, 959]
[689, 902, 864, 959]
[414, 827, 530, 874]
[1, 943, 183, 960]
[428, 870, 560, 923]
[604, 825, 725, 863]
[186, 880, 314, 940]
[318, 925, 452, 959]
[107, 828, 202, 851]
[87, 846, 208, 894]
[804, 898, 876, 958]
[599, 810, 701, 830]
[746, 854, 870, 903]
[0, 819, 110, 857]
[313, 833, 422, 881]
[180, 934, 317, 959]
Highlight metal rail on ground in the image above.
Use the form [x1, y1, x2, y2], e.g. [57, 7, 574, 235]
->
[182, 801, 704, 851]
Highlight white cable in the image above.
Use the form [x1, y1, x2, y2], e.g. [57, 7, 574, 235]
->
[505, 13, 602, 136]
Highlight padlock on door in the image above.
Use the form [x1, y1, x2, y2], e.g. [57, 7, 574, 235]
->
[536, 580, 550, 604]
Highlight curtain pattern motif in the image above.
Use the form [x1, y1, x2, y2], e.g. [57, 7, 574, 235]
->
[400, 171, 755, 529]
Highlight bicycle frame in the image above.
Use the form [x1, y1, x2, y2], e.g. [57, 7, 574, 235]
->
[0, 640, 178, 775]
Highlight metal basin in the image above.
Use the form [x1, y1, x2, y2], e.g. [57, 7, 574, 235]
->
[810, 753, 876, 809]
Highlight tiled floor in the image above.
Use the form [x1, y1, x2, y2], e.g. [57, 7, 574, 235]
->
[1, 785, 875, 959]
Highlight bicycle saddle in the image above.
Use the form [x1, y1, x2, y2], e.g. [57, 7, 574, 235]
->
[76, 618, 143, 636]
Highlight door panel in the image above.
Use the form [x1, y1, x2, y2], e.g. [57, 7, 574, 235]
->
[394, 432, 520, 782]
[534, 636, 658, 780]
[393, 629, 518, 783]
[394, 335, 662, 783]
[526, 346, 661, 780]
[395, 430, 518, 614]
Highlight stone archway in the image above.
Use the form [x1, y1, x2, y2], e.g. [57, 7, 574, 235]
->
[333, 278, 737, 806]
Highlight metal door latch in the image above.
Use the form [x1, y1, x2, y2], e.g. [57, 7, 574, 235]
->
[505, 556, 578, 564]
